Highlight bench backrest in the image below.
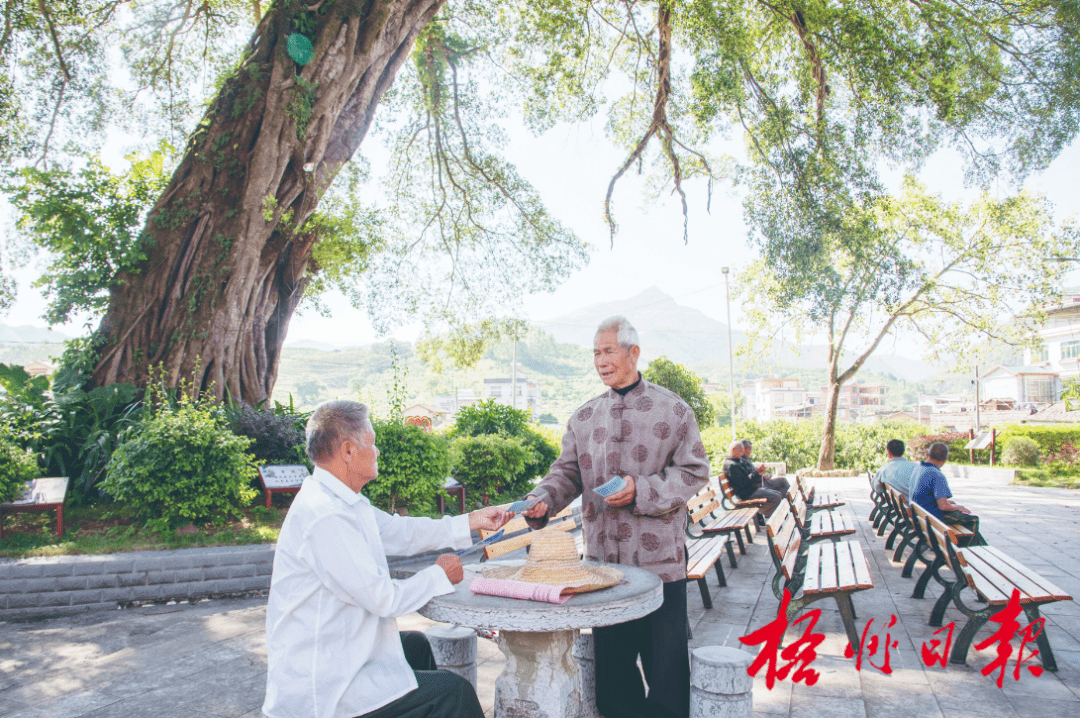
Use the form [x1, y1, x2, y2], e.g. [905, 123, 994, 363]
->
[718, 476, 737, 501]
[793, 474, 816, 505]
[688, 496, 722, 527]
[484, 518, 577, 560]
[480, 505, 575, 559]
[686, 487, 717, 514]
[884, 485, 908, 518]
[787, 489, 808, 529]
[909, 502, 962, 547]
[764, 499, 801, 581]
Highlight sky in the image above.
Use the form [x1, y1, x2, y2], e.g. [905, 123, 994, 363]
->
[5, 68, 1080, 355]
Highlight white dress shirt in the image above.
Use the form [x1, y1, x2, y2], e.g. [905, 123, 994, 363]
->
[263, 467, 472, 718]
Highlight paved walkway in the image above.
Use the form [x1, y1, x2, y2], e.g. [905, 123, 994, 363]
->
[1, 475, 1077, 718]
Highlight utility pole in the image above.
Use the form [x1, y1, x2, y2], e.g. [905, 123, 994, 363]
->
[511, 327, 518, 410]
[722, 267, 736, 441]
[974, 364, 981, 432]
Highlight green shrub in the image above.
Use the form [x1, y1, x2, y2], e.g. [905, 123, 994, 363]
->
[101, 402, 258, 531]
[643, 357, 715, 428]
[0, 432, 38, 502]
[225, 401, 309, 467]
[451, 400, 531, 437]
[908, 432, 972, 463]
[520, 426, 560, 483]
[735, 419, 824, 471]
[0, 361, 143, 501]
[1002, 436, 1041, 467]
[449, 399, 557, 485]
[833, 421, 924, 473]
[365, 420, 451, 515]
[702, 419, 923, 474]
[451, 433, 531, 505]
[997, 424, 1080, 458]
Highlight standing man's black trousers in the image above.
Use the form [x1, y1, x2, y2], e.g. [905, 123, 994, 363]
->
[594, 579, 689, 718]
[355, 631, 483, 718]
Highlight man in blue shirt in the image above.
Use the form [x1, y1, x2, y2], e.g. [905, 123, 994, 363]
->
[872, 439, 916, 499]
[910, 442, 985, 544]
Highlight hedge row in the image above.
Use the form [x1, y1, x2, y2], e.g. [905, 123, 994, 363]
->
[703, 419, 1080, 473]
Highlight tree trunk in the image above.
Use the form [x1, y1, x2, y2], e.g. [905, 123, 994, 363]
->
[817, 380, 842, 470]
[92, 0, 445, 403]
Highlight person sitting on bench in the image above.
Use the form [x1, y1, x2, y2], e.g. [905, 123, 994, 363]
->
[910, 441, 986, 545]
[872, 439, 916, 499]
[723, 440, 784, 517]
[740, 440, 791, 497]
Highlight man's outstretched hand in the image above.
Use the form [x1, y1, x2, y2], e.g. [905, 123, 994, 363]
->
[468, 505, 514, 532]
[436, 554, 464, 585]
[521, 495, 549, 519]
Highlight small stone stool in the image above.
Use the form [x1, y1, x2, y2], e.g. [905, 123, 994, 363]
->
[425, 624, 478, 689]
[689, 646, 753, 718]
[573, 631, 599, 718]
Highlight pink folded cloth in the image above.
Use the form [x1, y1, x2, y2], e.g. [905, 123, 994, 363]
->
[469, 577, 572, 604]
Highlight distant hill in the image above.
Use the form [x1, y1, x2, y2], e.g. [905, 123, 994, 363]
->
[538, 286, 937, 381]
[537, 286, 745, 367]
[0, 323, 69, 366]
[0, 323, 69, 344]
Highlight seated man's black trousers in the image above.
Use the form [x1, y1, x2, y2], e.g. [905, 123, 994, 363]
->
[354, 631, 483, 718]
[594, 578, 690, 718]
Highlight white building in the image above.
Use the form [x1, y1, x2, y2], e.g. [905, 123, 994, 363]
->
[979, 365, 1060, 406]
[741, 377, 809, 421]
[1026, 294, 1080, 383]
[483, 376, 542, 414]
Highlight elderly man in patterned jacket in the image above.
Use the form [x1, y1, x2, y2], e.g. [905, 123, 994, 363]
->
[523, 315, 710, 718]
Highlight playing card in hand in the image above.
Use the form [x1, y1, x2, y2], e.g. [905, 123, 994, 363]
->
[594, 475, 627, 498]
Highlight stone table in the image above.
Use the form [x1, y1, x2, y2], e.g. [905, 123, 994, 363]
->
[418, 561, 663, 718]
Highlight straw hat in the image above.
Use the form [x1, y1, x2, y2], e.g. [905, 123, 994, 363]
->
[482, 529, 622, 594]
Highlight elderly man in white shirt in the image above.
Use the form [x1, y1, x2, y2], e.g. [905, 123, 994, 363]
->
[263, 400, 513, 718]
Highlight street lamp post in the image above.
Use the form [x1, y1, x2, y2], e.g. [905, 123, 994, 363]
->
[722, 267, 736, 442]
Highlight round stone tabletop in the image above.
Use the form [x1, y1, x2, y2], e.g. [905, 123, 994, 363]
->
[418, 561, 663, 632]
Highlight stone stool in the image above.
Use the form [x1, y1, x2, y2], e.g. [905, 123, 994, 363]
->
[689, 646, 753, 718]
[572, 631, 599, 718]
[425, 624, 478, 689]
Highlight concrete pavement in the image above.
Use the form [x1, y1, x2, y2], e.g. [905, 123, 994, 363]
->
[1, 474, 1077, 717]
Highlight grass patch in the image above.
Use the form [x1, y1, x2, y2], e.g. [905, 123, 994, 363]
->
[1011, 468, 1080, 490]
[0, 497, 293, 560]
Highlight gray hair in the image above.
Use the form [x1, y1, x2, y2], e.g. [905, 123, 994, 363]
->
[306, 400, 371, 464]
[928, 441, 949, 462]
[729, 440, 743, 453]
[595, 315, 640, 349]
[741, 440, 752, 449]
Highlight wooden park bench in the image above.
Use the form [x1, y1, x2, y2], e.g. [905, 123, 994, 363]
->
[764, 498, 874, 651]
[793, 474, 844, 512]
[867, 471, 889, 529]
[257, 465, 309, 509]
[787, 490, 855, 545]
[718, 475, 769, 514]
[920, 509, 1073, 668]
[0, 477, 69, 540]
[683, 490, 744, 609]
[688, 487, 758, 559]
[908, 502, 976, 606]
[684, 527, 730, 609]
[880, 486, 920, 563]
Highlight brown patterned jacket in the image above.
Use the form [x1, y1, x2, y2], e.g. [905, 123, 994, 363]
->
[526, 378, 710, 582]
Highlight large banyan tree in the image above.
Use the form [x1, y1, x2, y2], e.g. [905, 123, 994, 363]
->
[3, 1, 1079, 405]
